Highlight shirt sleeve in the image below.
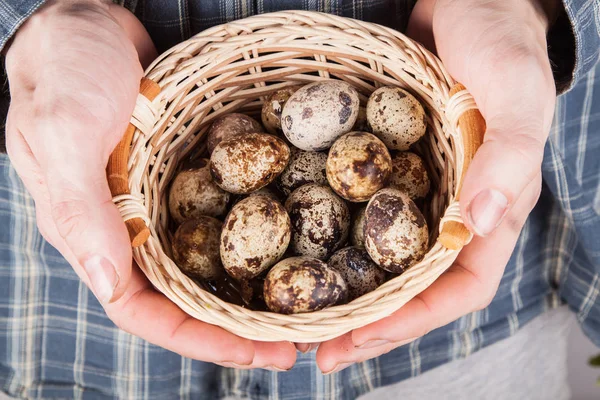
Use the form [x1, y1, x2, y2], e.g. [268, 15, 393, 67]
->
[550, 0, 600, 93]
[0, 0, 47, 53]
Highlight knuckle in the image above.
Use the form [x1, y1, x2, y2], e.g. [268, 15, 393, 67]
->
[51, 197, 89, 240]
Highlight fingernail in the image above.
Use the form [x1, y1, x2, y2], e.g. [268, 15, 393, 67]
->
[82, 255, 119, 304]
[218, 361, 250, 369]
[467, 189, 509, 236]
[356, 339, 389, 349]
[355, 337, 417, 350]
[297, 343, 318, 353]
[264, 365, 290, 372]
[324, 362, 352, 375]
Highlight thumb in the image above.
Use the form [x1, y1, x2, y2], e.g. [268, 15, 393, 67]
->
[44, 150, 133, 304]
[457, 56, 555, 236]
[429, 0, 557, 237]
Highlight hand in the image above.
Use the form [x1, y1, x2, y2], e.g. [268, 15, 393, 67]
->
[5, 0, 296, 370]
[316, 0, 558, 373]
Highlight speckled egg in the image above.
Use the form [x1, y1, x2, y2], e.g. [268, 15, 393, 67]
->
[352, 106, 370, 132]
[364, 188, 429, 273]
[328, 246, 386, 301]
[263, 257, 348, 314]
[172, 217, 224, 280]
[366, 87, 427, 150]
[261, 86, 302, 135]
[206, 113, 263, 154]
[168, 159, 231, 225]
[326, 132, 392, 202]
[282, 81, 360, 151]
[350, 207, 366, 247]
[210, 133, 290, 194]
[285, 184, 350, 260]
[220, 195, 291, 280]
[389, 152, 431, 200]
[277, 149, 328, 196]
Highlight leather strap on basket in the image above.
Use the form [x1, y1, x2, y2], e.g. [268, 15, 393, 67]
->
[438, 83, 486, 250]
[106, 78, 161, 247]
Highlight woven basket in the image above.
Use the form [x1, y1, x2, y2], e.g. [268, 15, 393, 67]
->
[106, 10, 485, 343]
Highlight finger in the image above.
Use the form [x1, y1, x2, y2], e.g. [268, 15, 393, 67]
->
[295, 343, 319, 353]
[107, 3, 158, 68]
[459, 63, 553, 236]
[349, 174, 542, 348]
[433, 9, 555, 236]
[107, 274, 297, 369]
[406, 0, 436, 53]
[316, 332, 409, 374]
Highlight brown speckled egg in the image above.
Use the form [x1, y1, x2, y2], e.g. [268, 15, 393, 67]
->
[285, 184, 350, 260]
[206, 113, 263, 154]
[172, 217, 223, 280]
[263, 257, 348, 314]
[352, 106, 370, 132]
[282, 81, 359, 151]
[328, 246, 386, 301]
[261, 86, 302, 135]
[220, 195, 291, 280]
[364, 188, 429, 273]
[389, 152, 431, 200]
[350, 207, 366, 247]
[366, 87, 427, 150]
[277, 149, 328, 196]
[210, 133, 290, 194]
[326, 132, 392, 202]
[168, 159, 231, 225]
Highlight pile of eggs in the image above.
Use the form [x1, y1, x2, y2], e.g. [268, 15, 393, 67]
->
[168, 80, 431, 314]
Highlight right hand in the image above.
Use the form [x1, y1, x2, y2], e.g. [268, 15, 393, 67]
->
[5, 0, 296, 371]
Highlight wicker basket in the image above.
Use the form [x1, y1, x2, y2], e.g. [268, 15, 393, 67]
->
[106, 10, 485, 343]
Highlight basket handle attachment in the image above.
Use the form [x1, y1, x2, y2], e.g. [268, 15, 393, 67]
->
[438, 83, 486, 250]
[106, 77, 161, 247]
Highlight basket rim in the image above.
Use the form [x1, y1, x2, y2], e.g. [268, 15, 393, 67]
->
[112, 10, 482, 342]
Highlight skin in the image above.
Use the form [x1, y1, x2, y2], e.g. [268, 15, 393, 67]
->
[5, 0, 296, 371]
[5, 0, 559, 373]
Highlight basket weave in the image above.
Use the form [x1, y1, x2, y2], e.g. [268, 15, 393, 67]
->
[107, 10, 485, 342]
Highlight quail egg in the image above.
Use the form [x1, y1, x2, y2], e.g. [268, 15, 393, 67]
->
[263, 256, 348, 314]
[352, 106, 370, 132]
[261, 86, 302, 135]
[366, 87, 427, 150]
[206, 113, 263, 154]
[210, 133, 290, 194]
[350, 207, 366, 247]
[285, 184, 350, 260]
[388, 152, 431, 200]
[326, 132, 392, 202]
[328, 246, 386, 301]
[172, 217, 224, 280]
[220, 195, 291, 280]
[282, 81, 360, 151]
[277, 149, 328, 196]
[168, 159, 231, 224]
[364, 188, 429, 273]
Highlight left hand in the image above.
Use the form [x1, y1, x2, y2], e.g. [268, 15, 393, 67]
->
[314, 0, 559, 373]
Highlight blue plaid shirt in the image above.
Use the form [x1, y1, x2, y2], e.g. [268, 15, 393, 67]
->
[0, 1, 599, 399]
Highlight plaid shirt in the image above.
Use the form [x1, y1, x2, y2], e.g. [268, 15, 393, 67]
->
[0, 1, 599, 399]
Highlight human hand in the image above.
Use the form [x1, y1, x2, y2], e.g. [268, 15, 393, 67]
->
[316, 0, 559, 373]
[5, 0, 296, 370]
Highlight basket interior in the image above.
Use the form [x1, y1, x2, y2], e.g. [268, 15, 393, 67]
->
[125, 11, 465, 341]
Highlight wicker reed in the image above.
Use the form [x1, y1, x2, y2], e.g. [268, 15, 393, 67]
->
[107, 10, 485, 342]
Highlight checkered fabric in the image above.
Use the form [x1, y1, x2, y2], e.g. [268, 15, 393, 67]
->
[0, 0, 599, 399]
